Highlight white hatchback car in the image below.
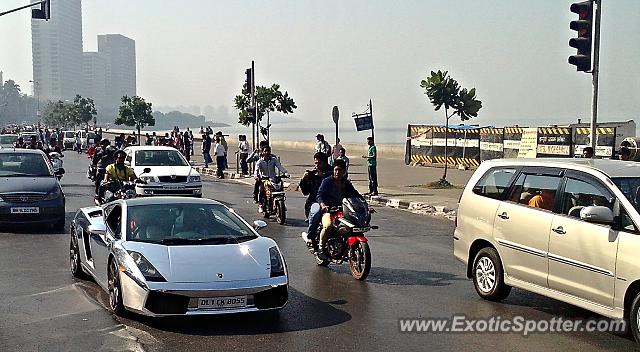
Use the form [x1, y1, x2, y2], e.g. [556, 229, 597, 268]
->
[455, 158, 640, 341]
[123, 146, 202, 197]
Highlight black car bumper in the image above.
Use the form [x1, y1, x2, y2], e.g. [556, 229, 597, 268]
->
[0, 198, 65, 224]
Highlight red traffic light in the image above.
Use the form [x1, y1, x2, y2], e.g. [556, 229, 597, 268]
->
[568, 0, 593, 72]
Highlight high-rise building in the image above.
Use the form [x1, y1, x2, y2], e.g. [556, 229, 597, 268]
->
[97, 34, 136, 108]
[31, 0, 83, 102]
[81, 52, 106, 105]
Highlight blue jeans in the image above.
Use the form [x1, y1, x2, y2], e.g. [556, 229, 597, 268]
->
[307, 203, 322, 240]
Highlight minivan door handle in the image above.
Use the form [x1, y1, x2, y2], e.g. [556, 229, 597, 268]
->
[497, 212, 509, 220]
[552, 226, 566, 235]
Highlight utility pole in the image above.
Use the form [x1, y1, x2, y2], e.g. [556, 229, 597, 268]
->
[590, 0, 602, 158]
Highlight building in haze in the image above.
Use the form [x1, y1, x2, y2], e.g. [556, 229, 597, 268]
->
[97, 34, 136, 108]
[31, 0, 83, 102]
[81, 52, 107, 106]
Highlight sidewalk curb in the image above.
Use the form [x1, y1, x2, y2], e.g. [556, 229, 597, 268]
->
[193, 166, 457, 221]
[365, 194, 457, 221]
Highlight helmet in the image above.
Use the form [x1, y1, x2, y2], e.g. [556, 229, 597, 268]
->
[100, 138, 110, 146]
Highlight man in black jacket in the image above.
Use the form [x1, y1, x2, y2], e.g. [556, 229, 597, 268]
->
[92, 139, 115, 196]
[300, 152, 331, 243]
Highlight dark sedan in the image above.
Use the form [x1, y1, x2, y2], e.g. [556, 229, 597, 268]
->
[0, 149, 65, 230]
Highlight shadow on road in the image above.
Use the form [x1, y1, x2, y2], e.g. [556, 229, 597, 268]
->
[0, 210, 75, 235]
[122, 287, 351, 336]
[327, 265, 464, 286]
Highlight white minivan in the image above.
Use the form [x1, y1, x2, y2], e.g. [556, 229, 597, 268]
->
[455, 158, 640, 341]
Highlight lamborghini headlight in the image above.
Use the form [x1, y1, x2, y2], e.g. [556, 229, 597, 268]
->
[269, 246, 285, 277]
[127, 251, 166, 282]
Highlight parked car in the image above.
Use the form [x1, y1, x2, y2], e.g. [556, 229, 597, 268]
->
[454, 158, 640, 341]
[70, 197, 288, 316]
[77, 130, 97, 151]
[0, 134, 19, 148]
[0, 149, 65, 230]
[123, 146, 202, 197]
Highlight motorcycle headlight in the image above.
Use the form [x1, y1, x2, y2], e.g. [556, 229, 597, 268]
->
[43, 186, 62, 200]
[188, 175, 201, 183]
[269, 246, 285, 277]
[127, 251, 166, 282]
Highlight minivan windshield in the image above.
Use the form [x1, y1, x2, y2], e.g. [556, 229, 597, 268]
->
[0, 135, 17, 144]
[135, 150, 189, 166]
[612, 177, 640, 210]
[126, 203, 257, 244]
[0, 153, 52, 177]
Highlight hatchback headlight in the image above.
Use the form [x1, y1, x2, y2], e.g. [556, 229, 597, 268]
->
[269, 246, 285, 277]
[127, 251, 166, 282]
[43, 187, 62, 200]
[189, 175, 201, 183]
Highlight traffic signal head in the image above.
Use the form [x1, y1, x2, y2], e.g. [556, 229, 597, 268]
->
[32, 0, 51, 20]
[568, 0, 593, 72]
[244, 68, 253, 95]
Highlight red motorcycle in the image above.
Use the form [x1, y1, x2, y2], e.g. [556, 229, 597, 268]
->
[303, 197, 377, 280]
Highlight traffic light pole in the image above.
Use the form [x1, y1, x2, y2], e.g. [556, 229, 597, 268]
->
[590, 0, 602, 158]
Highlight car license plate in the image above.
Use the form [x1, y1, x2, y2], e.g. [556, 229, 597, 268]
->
[11, 207, 39, 214]
[197, 296, 247, 310]
[163, 185, 185, 190]
[352, 227, 370, 233]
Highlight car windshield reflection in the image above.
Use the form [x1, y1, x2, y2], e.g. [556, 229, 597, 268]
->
[126, 203, 257, 244]
[0, 153, 52, 177]
[134, 150, 189, 166]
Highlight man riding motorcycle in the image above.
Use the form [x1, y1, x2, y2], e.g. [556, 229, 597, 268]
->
[316, 159, 363, 260]
[96, 149, 138, 203]
[92, 139, 115, 198]
[254, 146, 289, 213]
[300, 152, 331, 243]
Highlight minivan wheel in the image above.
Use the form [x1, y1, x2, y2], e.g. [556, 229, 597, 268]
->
[629, 293, 640, 342]
[472, 247, 511, 301]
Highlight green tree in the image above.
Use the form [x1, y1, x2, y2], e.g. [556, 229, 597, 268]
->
[73, 95, 97, 127]
[420, 70, 482, 183]
[42, 100, 73, 127]
[234, 83, 296, 142]
[115, 95, 154, 144]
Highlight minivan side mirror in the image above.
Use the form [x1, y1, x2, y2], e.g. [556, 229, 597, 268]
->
[580, 206, 614, 224]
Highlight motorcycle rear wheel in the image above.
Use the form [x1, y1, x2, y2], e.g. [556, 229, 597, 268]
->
[349, 242, 371, 280]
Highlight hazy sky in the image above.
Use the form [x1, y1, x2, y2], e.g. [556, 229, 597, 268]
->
[1, 0, 638, 128]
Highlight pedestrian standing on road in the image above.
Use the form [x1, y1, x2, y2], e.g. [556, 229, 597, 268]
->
[238, 134, 250, 175]
[214, 136, 226, 179]
[315, 134, 331, 158]
[75, 132, 82, 154]
[330, 138, 342, 165]
[183, 131, 192, 162]
[362, 136, 378, 196]
[216, 131, 229, 169]
[189, 130, 194, 156]
[202, 132, 212, 168]
[336, 147, 350, 178]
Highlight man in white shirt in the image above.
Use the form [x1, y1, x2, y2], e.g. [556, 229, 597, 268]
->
[214, 137, 226, 178]
[254, 146, 289, 211]
[237, 134, 250, 175]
